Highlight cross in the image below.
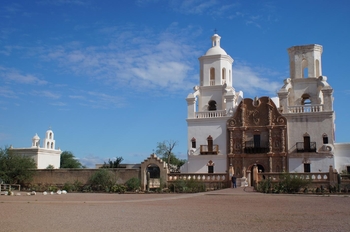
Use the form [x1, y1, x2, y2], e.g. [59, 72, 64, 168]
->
[214, 28, 218, 34]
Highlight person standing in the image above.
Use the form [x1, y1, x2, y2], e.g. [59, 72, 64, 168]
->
[231, 175, 237, 188]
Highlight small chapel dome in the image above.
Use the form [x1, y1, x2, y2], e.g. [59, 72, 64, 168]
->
[32, 133, 40, 140]
[205, 34, 227, 56]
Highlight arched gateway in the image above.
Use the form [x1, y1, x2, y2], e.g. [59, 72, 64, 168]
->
[140, 154, 168, 191]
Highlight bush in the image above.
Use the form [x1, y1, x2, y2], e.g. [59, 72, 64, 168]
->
[110, 184, 126, 193]
[257, 173, 311, 194]
[89, 169, 114, 192]
[125, 177, 140, 191]
[170, 179, 206, 193]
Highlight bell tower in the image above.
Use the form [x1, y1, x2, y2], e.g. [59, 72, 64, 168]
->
[278, 44, 335, 173]
[44, 129, 55, 150]
[183, 34, 243, 174]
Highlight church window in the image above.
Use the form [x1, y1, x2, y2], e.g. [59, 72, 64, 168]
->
[323, 134, 328, 144]
[210, 68, 215, 86]
[47, 142, 49, 148]
[316, 59, 320, 77]
[191, 138, 196, 148]
[302, 59, 308, 78]
[222, 68, 226, 84]
[303, 135, 311, 151]
[207, 135, 213, 153]
[208, 166, 214, 173]
[200, 69, 203, 86]
[208, 100, 217, 111]
[304, 163, 311, 173]
[49, 133, 52, 139]
[51, 142, 54, 149]
[301, 94, 311, 112]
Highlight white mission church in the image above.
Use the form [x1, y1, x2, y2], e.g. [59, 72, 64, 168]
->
[180, 33, 350, 178]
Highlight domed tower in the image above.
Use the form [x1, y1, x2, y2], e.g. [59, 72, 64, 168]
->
[43, 129, 55, 150]
[278, 44, 335, 173]
[183, 34, 243, 174]
[31, 133, 40, 148]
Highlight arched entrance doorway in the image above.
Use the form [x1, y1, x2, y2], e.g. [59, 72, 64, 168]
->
[146, 164, 160, 190]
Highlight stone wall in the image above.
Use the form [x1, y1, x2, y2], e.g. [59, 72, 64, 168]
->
[30, 168, 140, 186]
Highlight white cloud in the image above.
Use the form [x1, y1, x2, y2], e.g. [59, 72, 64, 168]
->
[0, 67, 47, 85]
[31, 90, 61, 99]
[233, 63, 281, 97]
[78, 155, 104, 168]
[0, 86, 18, 98]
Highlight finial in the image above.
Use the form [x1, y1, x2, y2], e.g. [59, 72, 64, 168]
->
[214, 28, 218, 34]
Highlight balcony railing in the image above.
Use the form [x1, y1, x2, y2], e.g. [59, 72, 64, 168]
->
[244, 141, 269, 154]
[200, 145, 219, 154]
[195, 110, 227, 118]
[288, 104, 324, 113]
[296, 142, 317, 152]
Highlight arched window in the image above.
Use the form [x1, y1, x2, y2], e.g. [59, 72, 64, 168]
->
[49, 133, 52, 139]
[302, 58, 308, 78]
[200, 69, 203, 86]
[207, 135, 213, 153]
[222, 68, 226, 84]
[229, 70, 231, 84]
[51, 142, 54, 149]
[208, 100, 217, 111]
[47, 142, 49, 148]
[316, 59, 320, 77]
[301, 94, 311, 112]
[303, 134, 311, 152]
[323, 134, 328, 144]
[191, 137, 196, 148]
[210, 68, 215, 86]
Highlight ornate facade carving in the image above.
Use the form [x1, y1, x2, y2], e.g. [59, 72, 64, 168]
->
[227, 97, 288, 177]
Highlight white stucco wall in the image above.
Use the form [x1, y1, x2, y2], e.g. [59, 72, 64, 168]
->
[186, 154, 227, 173]
[334, 143, 350, 172]
[289, 157, 334, 173]
[285, 113, 334, 152]
[37, 150, 61, 169]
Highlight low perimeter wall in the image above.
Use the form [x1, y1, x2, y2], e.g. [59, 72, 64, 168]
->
[30, 168, 140, 186]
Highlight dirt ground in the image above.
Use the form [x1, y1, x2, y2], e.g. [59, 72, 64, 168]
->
[1, 187, 350, 232]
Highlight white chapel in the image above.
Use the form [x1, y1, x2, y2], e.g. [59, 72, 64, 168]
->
[10, 129, 61, 169]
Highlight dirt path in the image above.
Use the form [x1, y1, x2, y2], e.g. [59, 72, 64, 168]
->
[1, 188, 350, 232]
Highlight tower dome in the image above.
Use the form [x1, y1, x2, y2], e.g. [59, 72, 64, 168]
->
[205, 34, 227, 55]
[32, 133, 40, 147]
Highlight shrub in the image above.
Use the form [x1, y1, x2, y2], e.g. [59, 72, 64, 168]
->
[125, 177, 140, 191]
[257, 173, 311, 194]
[89, 169, 114, 192]
[110, 184, 126, 193]
[170, 179, 206, 193]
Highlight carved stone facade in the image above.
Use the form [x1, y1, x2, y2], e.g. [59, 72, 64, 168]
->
[227, 97, 287, 178]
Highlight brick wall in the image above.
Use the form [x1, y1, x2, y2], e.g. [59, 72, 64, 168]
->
[30, 168, 140, 186]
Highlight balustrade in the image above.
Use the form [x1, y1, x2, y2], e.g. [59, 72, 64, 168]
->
[168, 173, 226, 182]
[288, 104, 324, 113]
[195, 110, 227, 118]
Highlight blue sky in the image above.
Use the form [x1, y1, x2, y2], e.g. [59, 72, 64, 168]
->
[1, 0, 349, 167]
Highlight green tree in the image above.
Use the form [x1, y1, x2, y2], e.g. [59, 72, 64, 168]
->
[155, 141, 186, 171]
[0, 147, 36, 185]
[60, 151, 85, 168]
[101, 156, 123, 168]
